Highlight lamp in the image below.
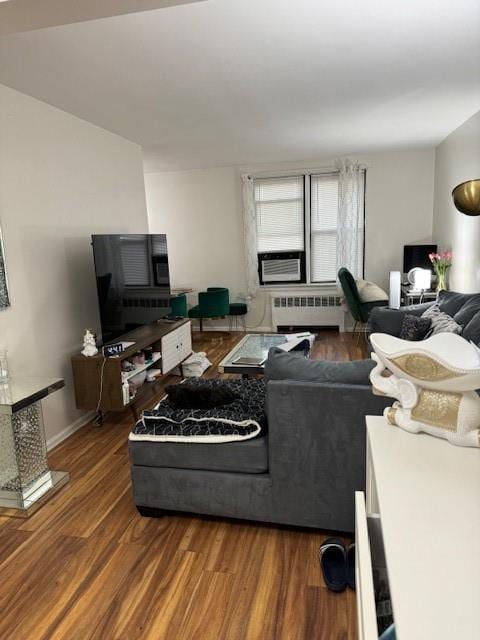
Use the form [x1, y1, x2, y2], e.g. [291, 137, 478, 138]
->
[407, 267, 431, 291]
[452, 179, 480, 216]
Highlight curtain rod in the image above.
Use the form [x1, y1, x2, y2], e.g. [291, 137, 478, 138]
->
[243, 162, 367, 180]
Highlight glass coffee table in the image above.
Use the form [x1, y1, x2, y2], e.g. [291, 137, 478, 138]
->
[218, 334, 291, 376]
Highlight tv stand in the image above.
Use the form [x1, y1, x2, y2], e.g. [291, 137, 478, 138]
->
[71, 319, 192, 422]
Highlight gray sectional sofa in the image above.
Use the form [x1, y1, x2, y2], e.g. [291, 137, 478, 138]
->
[129, 350, 391, 533]
[370, 289, 480, 342]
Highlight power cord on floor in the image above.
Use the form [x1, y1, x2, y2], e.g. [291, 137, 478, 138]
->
[245, 292, 268, 330]
[95, 356, 108, 413]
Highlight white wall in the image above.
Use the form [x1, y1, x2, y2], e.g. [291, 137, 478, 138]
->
[145, 148, 435, 329]
[432, 110, 480, 292]
[0, 84, 148, 446]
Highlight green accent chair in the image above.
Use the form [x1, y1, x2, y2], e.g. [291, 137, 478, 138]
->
[188, 287, 230, 331]
[337, 267, 388, 337]
[170, 293, 187, 318]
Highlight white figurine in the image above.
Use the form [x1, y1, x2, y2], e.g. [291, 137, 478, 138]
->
[370, 332, 480, 448]
[81, 329, 98, 357]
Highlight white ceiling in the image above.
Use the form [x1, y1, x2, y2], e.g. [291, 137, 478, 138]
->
[0, 0, 479, 171]
[0, 0, 203, 36]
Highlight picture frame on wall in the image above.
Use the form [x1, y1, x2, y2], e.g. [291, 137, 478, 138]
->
[0, 224, 10, 309]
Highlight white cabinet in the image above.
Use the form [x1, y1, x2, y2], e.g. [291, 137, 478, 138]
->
[355, 492, 388, 640]
[161, 321, 192, 373]
[356, 416, 480, 640]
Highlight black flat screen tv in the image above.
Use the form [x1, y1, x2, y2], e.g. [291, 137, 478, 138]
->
[92, 234, 172, 344]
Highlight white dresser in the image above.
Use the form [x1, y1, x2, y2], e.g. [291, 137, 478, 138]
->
[356, 416, 480, 640]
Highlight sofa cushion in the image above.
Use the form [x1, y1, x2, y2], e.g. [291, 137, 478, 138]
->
[129, 434, 269, 474]
[462, 310, 480, 344]
[265, 347, 375, 384]
[451, 295, 480, 326]
[437, 290, 480, 318]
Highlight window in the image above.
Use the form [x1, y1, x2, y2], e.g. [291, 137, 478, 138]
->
[254, 171, 365, 285]
[255, 176, 304, 252]
[310, 173, 339, 283]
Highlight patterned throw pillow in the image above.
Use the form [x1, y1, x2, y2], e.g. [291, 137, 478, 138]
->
[399, 314, 432, 341]
[421, 304, 462, 336]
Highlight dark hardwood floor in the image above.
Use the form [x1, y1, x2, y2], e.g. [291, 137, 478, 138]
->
[0, 330, 366, 640]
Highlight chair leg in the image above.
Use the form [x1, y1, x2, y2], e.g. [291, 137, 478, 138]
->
[199, 318, 203, 332]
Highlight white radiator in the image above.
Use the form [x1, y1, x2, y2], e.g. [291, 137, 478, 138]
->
[271, 292, 345, 332]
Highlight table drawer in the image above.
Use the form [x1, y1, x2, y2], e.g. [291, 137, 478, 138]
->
[355, 492, 390, 640]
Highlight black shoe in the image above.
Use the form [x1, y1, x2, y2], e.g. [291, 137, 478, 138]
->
[319, 537, 347, 592]
[346, 542, 355, 590]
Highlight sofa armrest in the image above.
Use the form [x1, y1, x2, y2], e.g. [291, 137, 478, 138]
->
[265, 380, 391, 531]
[369, 302, 434, 336]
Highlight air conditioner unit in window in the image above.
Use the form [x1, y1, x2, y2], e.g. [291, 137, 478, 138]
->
[260, 254, 302, 283]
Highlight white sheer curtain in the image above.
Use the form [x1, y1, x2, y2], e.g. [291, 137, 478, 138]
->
[242, 174, 260, 297]
[336, 159, 365, 278]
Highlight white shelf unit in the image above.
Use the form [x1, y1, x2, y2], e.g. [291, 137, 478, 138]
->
[121, 353, 162, 382]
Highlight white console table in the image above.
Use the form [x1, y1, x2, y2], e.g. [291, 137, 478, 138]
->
[356, 416, 480, 640]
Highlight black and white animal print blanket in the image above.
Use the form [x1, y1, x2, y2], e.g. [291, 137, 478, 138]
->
[129, 378, 266, 443]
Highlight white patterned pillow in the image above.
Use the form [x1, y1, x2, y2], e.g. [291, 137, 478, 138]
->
[421, 304, 462, 336]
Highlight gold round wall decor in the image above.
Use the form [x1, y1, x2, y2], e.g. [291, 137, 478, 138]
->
[452, 179, 480, 216]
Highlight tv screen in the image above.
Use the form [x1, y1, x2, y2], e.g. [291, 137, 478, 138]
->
[403, 244, 437, 273]
[92, 234, 172, 344]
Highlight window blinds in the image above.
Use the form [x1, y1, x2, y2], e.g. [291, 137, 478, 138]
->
[310, 173, 339, 283]
[254, 176, 305, 252]
[120, 235, 149, 286]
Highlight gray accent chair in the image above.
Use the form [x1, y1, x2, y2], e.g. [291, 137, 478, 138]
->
[129, 354, 391, 533]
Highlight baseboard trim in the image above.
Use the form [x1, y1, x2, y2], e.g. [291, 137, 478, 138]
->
[47, 412, 95, 452]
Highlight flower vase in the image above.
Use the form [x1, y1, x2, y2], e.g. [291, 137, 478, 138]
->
[436, 272, 446, 292]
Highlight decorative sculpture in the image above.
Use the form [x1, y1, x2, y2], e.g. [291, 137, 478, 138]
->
[369, 332, 480, 447]
[81, 329, 98, 357]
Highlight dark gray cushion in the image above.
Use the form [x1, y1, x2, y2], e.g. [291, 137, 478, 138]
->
[451, 295, 480, 326]
[462, 309, 480, 344]
[265, 347, 375, 385]
[129, 435, 269, 474]
[437, 290, 479, 317]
